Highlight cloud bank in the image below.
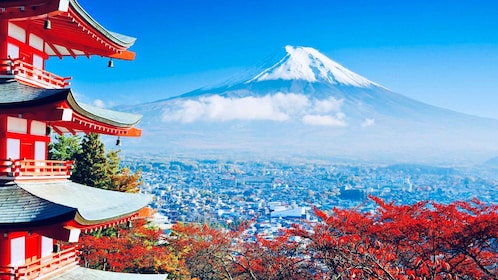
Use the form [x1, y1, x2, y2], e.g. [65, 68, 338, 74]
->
[162, 93, 347, 126]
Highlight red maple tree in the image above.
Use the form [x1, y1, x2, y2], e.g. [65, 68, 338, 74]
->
[79, 218, 189, 277]
[79, 196, 497, 280]
[290, 196, 498, 279]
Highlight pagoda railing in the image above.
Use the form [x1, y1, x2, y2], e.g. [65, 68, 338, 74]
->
[0, 159, 73, 179]
[0, 246, 79, 280]
[0, 58, 71, 89]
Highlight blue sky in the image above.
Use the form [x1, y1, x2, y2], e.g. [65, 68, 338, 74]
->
[47, 0, 498, 119]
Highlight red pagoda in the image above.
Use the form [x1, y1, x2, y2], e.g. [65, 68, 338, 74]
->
[0, 1, 154, 279]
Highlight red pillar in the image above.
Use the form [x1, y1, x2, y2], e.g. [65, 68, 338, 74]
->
[0, 20, 8, 58]
[0, 116, 6, 159]
[0, 233, 11, 277]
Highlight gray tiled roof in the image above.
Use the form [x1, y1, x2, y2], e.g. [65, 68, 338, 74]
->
[76, 101, 142, 127]
[0, 180, 152, 227]
[54, 266, 167, 280]
[0, 79, 69, 106]
[70, 0, 136, 48]
[0, 182, 76, 227]
[17, 180, 153, 225]
[0, 79, 142, 127]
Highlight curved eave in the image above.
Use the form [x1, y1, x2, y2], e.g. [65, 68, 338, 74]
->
[3, 0, 136, 60]
[69, 0, 136, 48]
[0, 79, 70, 107]
[66, 92, 142, 128]
[0, 182, 78, 229]
[0, 80, 142, 136]
[56, 266, 169, 280]
[17, 180, 153, 227]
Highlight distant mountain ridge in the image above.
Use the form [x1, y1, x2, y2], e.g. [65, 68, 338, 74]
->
[118, 46, 498, 164]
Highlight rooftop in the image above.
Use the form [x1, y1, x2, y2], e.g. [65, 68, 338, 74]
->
[52, 266, 167, 280]
[0, 0, 136, 60]
[0, 180, 152, 229]
[0, 79, 142, 136]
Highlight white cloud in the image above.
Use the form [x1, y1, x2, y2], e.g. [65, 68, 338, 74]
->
[93, 99, 106, 108]
[312, 97, 343, 113]
[361, 118, 375, 128]
[162, 93, 346, 126]
[302, 113, 347, 127]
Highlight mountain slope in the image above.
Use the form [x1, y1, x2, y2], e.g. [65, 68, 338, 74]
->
[119, 46, 498, 163]
[248, 46, 379, 87]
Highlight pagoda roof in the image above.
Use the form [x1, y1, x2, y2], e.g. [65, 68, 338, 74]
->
[18, 180, 152, 226]
[2, 0, 136, 60]
[0, 180, 152, 229]
[0, 79, 142, 136]
[0, 182, 76, 228]
[54, 266, 168, 280]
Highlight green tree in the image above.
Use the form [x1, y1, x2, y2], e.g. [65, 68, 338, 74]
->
[107, 149, 142, 193]
[48, 134, 82, 160]
[69, 133, 142, 192]
[71, 133, 109, 189]
[106, 149, 120, 177]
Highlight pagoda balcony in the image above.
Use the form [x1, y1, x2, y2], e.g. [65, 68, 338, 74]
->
[0, 58, 71, 89]
[0, 159, 73, 180]
[0, 246, 79, 280]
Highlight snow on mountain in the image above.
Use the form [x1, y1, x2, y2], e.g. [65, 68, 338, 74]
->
[118, 46, 498, 163]
[248, 46, 379, 88]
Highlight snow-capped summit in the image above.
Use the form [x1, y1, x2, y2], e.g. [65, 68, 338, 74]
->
[120, 45, 498, 163]
[248, 46, 379, 88]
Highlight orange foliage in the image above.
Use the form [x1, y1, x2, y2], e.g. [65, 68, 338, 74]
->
[80, 197, 497, 279]
[290, 196, 498, 279]
[79, 219, 189, 277]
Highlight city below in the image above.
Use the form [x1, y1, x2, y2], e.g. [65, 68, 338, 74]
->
[123, 154, 498, 237]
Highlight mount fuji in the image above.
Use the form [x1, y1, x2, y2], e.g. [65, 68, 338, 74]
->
[119, 46, 498, 163]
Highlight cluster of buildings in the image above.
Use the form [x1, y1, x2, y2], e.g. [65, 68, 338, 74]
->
[127, 156, 498, 236]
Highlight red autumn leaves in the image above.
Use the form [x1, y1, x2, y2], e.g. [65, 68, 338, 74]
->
[79, 196, 497, 279]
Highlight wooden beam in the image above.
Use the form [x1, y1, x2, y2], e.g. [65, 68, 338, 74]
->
[52, 125, 63, 135]
[45, 41, 62, 59]
[66, 47, 76, 58]
[109, 50, 136, 61]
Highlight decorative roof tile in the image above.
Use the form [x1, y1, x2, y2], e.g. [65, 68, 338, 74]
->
[0, 182, 76, 227]
[0, 80, 142, 128]
[0, 79, 68, 106]
[17, 180, 152, 225]
[70, 0, 137, 48]
[54, 266, 167, 280]
[75, 100, 142, 127]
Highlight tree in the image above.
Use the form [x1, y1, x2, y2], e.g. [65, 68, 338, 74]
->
[167, 222, 315, 280]
[231, 234, 314, 280]
[106, 149, 142, 193]
[162, 196, 498, 279]
[108, 167, 142, 193]
[290, 206, 405, 279]
[71, 133, 109, 189]
[70, 133, 142, 192]
[48, 134, 81, 160]
[290, 196, 498, 279]
[168, 223, 235, 280]
[79, 218, 189, 277]
[369, 196, 498, 279]
[53, 133, 155, 275]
